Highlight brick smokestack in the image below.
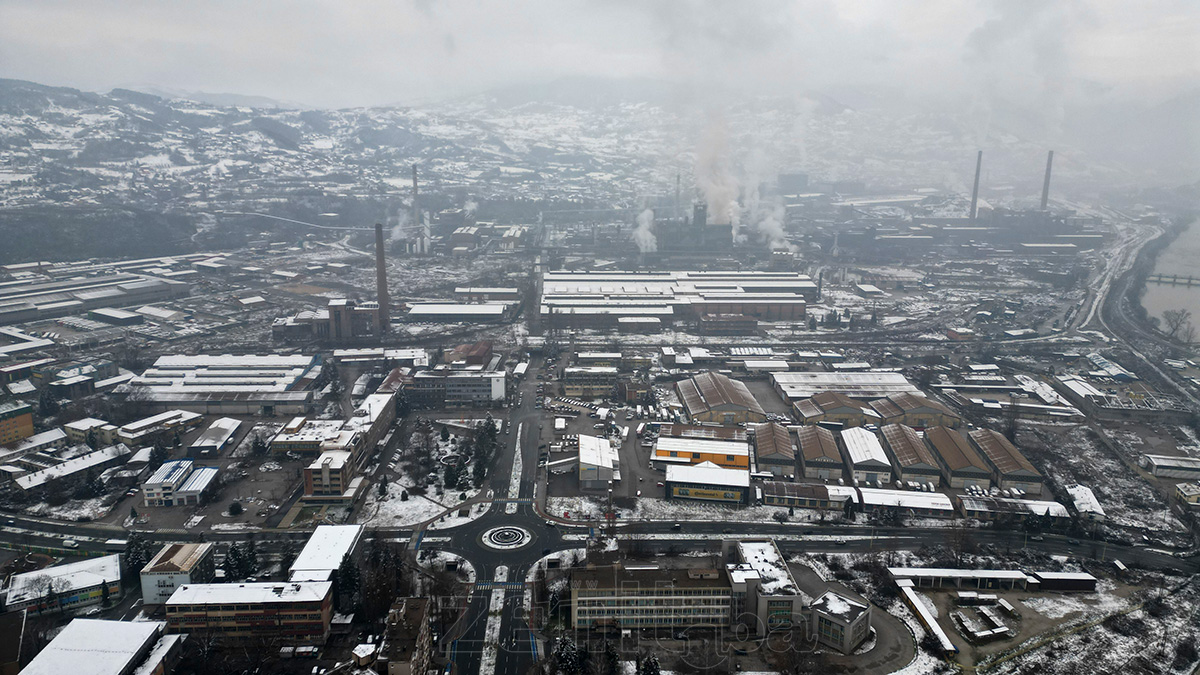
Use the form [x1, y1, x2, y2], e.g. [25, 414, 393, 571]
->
[970, 150, 982, 221]
[374, 222, 390, 332]
[1040, 150, 1054, 210]
[411, 164, 419, 253]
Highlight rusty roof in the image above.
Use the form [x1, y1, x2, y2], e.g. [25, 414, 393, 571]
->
[797, 425, 841, 463]
[752, 422, 795, 460]
[881, 423, 938, 468]
[676, 372, 765, 417]
[924, 426, 988, 473]
[968, 428, 1040, 477]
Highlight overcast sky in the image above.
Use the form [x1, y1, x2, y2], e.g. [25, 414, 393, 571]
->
[1, 0, 1197, 109]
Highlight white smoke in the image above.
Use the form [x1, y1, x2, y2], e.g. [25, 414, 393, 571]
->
[388, 207, 408, 242]
[695, 114, 740, 232]
[632, 208, 657, 253]
[463, 199, 478, 215]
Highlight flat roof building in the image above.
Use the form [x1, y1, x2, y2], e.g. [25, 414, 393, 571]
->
[20, 618, 184, 675]
[289, 525, 364, 583]
[652, 436, 751, 471]
[772, 371, 921, 402]
[7, 555, 122, 613]
[165, 581, 334, 644]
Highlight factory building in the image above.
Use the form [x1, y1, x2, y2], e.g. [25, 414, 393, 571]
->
[409, 369, 505, 407]
[968, 429, 1043, 495]
[652, 436, 751, 470]
[923, 426, 991, 489]
[676, 372, 766, 425]
[752, 422, 796, 477]
[792, 392, 881, 428]
[578, 434, 620, 490]
[869, 393, 960, 429]
[141, 460, 219, 507]
[771, 372, 921, 402]
[664, 461, 751, 504]
[124, 354, 320, 416]
[797, 425, 844, 480]
[0, 272, 189, 326]
[562, 366, 619, 399]
[880, 423, 941, 485]
[540, 270, 814, 328]
[839, 427, 892, 486]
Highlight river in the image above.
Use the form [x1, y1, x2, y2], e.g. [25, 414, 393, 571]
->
[1140, 219, 1200, 332]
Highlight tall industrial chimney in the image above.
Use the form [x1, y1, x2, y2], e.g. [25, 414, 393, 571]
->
[1040, 150, 1054, 210]
[374, 223, 390, 333]
[409, 164, 420, 254]
[970, 150, 982, 221]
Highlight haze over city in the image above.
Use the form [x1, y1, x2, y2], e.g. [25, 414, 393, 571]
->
[0, 2, 1198, 675]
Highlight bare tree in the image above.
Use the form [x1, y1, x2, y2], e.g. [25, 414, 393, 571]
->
[1182, 322, 1197, 346]
[1163, 309, 1192, 339]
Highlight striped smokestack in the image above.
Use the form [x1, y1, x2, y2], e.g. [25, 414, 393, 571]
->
[374, 222, 390, 333]
[970, 150, 982, 221]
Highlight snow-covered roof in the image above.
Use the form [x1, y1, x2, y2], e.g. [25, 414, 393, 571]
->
[8, 555, 122, 606]
[578, 435, 618, 470]
[144, 459, 193, 488]
[810, 590, 869, 623]
[733, 540, 800, 596]
[189, 417, 241, 449]
[167, 581, 332, 606]
[177, 466, 218, 494]
[665, 461, 750, 488]
[1064, 484, 1105, 517]
[20, 618, 165, 675]
[857, 487, 954, 512]
[15, 444, 130, 491]
[840, 427, 890, 467]
[289, 525, 364, 578]
[653, 436, 750, 458]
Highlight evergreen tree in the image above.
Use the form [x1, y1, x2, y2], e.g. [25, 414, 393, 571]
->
[279, 539, 298, 574]
[129, 506, 138, 521]
[640, 654, 661, 675]
[603, 640, 619, 675]
[86, 429, 98, 450]
[440, 426, 450, 443]
[149, 443, 168, 470]
[250, 436, 268, 457]
[101, 582, 111, 607]
[223, 543, 244, 579]
[336, 553, 361, 611]
[377, 479, 388, 498]
[443, 463, 459, 489]
[37, 389, 59, 417]
[244, 540, 259, 575]
[125, 532, 152, 573]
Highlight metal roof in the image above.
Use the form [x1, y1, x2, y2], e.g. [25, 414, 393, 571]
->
[676, 372, 765, 418]
[968, 429, 1040, 477]
[881, 424, 937, 468]
[839, 427, 890, 467]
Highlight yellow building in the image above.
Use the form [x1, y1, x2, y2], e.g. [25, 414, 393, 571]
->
[652, 437, 751, 470]
[1176, 482, 1200, 509]
[0, 402, 34, 446]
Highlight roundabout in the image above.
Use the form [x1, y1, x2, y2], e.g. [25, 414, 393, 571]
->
[481, 525, 533, 550]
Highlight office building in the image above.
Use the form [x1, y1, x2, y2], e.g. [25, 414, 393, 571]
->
[810, 590, 873, 654]
[141, 543, 217, 605]
[652, 437, 751, 470]
[165, 582, 333, 643]
[141, 460, 219, 507]
[562, 366, 619, 399]
[0, 402, 33, 446]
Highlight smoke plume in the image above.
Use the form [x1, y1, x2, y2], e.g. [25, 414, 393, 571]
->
[632, 208, 657, 253]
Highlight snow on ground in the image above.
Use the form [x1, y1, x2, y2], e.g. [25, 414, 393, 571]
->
[546, 496, 605, 519]
[422, 549, 477, 584]
[230, 423, 282, 457]
[1020, 579, 1126, 619]
[885, 597, 953, 675]
[25, 496, 111, 521]
[627, 498, 824, 523]
[358, 489, 447, 527]
[427, 500, 491, 530]
[258, 461, 282, 472]
[210, 522, 261, 531]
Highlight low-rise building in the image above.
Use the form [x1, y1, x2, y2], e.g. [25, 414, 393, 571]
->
[141, 543, 217, 605]
[142, 460, 219, 506]
[868, 392, 960, 429]
[752, 422, 796, 477]
[924, 426, 991, 489]
[1176, 482, 1200, 509]
[810, 590, 873, 654]
[381, 598, 432, 675]
[839, 427, 892, 486]
[676, 372, 766, 425]
[187, 417, 241, 457]
[880, 423, 941, 485]
[63, 417, 109, 446]
[15, 443, 132, 494]
[968, 429, 1043, 495]
[1064, 484, 1105, 521]
[761, 482, 853, 511]
[165, 581, 334, 643]
[652, 436, 751, 470]
[20, 618, 185, 675]
[792, 392, 880, 428]
[797, 425, 843, 480]
[6, 555, 122, 613]
[303, 451, 362, 503]
[723, 540, 808, 634]
[1142, 454, 1200, 480]
[578, 435, 619, 490]
[957, 495, 1069, 523]
[562, 366, 619, 399]
[664, 461, 751, 504]
[410, 369, 505, 407]
[289, 525, 364, 582]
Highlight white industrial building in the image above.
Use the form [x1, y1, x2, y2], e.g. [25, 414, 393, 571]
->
[1064, 484, 1105, 521]
[1141, 454, 1200, 480]
[838, 427, 893, 486]
[20, 618, 185, 675]
[771, 372, 921, 402]
[578, 434, 620, 490]
[123, 354, 320, 415]
[188, 417, 242, 456]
